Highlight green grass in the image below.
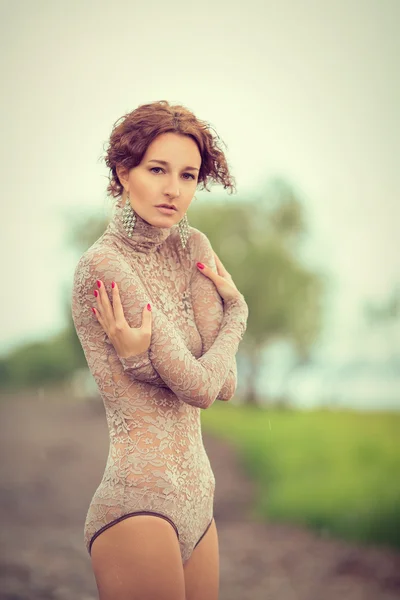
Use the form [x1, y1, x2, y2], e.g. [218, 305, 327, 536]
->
[202, 403, 400, 550]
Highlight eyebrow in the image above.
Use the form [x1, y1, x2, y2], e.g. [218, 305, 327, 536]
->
[147, 159, 200, 172]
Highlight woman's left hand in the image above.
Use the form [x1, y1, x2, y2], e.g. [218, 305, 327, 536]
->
[195, 250, 240, 303]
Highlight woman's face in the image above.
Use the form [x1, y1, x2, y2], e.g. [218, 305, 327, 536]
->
[117, 132, 201, 228]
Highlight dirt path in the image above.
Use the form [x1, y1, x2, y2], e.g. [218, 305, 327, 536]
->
[1, 389, 399, 600]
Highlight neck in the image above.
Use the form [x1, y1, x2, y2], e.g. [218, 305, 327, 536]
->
[108, 197, 173, 254]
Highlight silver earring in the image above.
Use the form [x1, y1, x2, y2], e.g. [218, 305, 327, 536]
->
[178, 213, 189, 249]
[122, 192, 136, 237]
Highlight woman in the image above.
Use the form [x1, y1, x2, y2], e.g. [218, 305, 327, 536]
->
[71, 100, 248, 600]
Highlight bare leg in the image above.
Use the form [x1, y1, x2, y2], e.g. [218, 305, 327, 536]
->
[183, 518, 219, 600]
[90, 514, 186, 600]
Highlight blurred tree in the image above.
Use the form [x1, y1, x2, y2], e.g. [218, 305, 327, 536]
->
[363, 284, 400, 366]
[0, 329, 78, 390]
[364, 285, 400, 323]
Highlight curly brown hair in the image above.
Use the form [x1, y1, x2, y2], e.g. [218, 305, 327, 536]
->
[102, 100, 236, 198]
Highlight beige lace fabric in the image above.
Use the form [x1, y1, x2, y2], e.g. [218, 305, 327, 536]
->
[71, 198, 249, 563]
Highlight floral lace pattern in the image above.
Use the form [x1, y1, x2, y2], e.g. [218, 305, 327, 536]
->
[71, 199, 248, 563]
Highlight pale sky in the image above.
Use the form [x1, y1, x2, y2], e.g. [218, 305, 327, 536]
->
[1, 0, 399, 366]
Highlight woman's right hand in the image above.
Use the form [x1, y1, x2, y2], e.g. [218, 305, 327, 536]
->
[196, 251, 243, 303]
[91, 280, 152, 359]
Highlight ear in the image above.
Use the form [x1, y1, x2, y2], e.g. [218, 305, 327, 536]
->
[116, 164, 129, 188]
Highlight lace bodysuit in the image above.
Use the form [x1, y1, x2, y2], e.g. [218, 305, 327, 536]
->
[71, 198, 249, 564]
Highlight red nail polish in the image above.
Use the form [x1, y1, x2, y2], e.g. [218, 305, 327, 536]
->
[147, 303, 151, 311]
[94, 290, 98, 297]
[91, 307, 96, 314]
[112, 281, 115, 288]
[197, 262, 204, 269]
[97, 280, 101, 288]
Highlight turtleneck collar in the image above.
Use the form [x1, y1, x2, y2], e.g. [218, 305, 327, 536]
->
[107, 198, 173, 254]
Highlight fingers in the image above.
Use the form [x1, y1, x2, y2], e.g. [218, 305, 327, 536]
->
[91, 280, 152, 339]
[141, 303, 152, 337]
[213, 251, 230, 278]
[196, 261, 218, 284]
[111, 281, 126, 327]
[213, 252, 224, 275]
[91, 305, 106, 330]
[197, 255, 231, 285]
[90, 280, 115, 334]
[111, 281, 152, 336]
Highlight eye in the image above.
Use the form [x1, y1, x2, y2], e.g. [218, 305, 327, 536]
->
[149, 167, 196, 180]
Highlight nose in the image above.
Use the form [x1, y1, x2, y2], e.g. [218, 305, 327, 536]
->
[163, 174, 180, 198]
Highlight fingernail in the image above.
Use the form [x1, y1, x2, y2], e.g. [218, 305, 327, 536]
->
[94, 290, 98, 297]
[147, 303, 151, 311]
[197, 262, 204, 269]
[91, 307, 96, 314]
[97, 280, 101, 288]
[112, 281, 115, 288]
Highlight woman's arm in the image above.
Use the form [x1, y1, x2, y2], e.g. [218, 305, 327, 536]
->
[112, 347, 168, 387]
[146, 295, 247, 409]
[72, 250, 168, 390]
[74, 247, 248, 409]
[188, 228, 239, 401]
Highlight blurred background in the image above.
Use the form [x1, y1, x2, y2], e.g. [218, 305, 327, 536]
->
[0, 1, 399, 599]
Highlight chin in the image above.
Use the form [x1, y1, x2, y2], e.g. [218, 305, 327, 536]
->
[152, 213, 180, 228]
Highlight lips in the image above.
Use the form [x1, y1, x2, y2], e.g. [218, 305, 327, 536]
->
[156, 204, 177, 210]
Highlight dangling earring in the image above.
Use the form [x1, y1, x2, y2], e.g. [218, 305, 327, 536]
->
[122, 191, 136, 237]
[178, 195, 196, 249]
[178, 213, 189, 249]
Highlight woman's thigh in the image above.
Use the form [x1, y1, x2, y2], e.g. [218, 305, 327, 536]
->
[90, 514, 186, 600]
[183, 518, 219, 600]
